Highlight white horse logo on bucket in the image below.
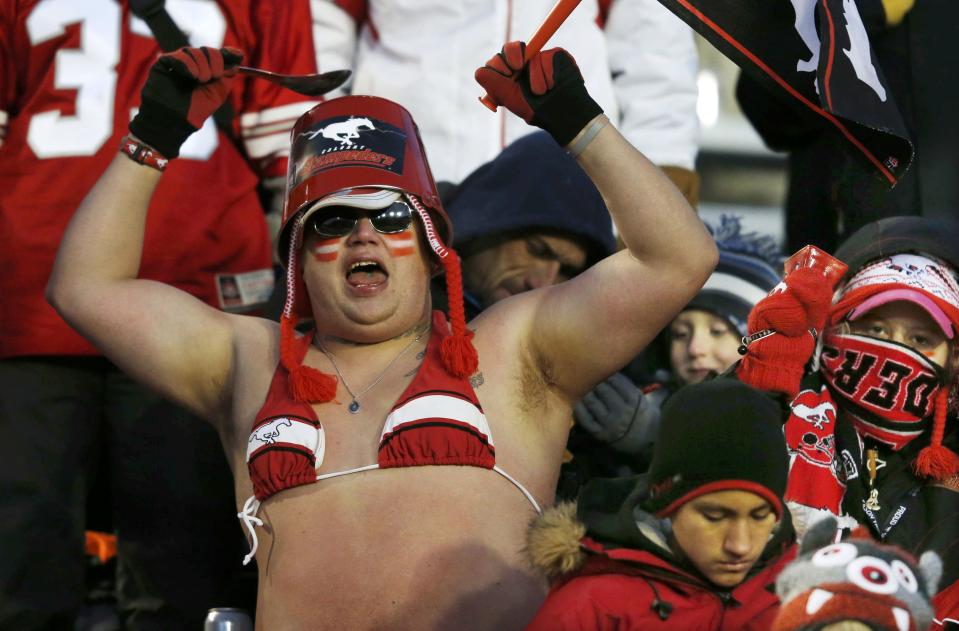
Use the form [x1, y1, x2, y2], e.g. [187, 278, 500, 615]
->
[304, 117, 376, 146]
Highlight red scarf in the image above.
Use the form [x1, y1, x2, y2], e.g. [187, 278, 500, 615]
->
[784, 385, 845, 513]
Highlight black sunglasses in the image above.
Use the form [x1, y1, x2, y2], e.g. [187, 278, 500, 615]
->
[308, 200, 414, 238]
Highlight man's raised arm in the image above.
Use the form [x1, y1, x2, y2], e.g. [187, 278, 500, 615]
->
[475, 42, 718, 400]
[46, 48, 247, 421]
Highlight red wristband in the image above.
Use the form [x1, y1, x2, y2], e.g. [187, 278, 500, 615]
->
[119, 135, 169, 171]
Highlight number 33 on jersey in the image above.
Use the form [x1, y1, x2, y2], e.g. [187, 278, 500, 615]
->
[0, 0, 321, 357]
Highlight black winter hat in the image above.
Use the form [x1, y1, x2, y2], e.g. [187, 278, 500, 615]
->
[446, 131, 616, 266]
[835, 215, 959, 278]
[644, 379, 789, 517]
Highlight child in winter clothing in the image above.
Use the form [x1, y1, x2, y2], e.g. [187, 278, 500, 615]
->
[559, 216, 783, 497]
[737, 216, 959, 623]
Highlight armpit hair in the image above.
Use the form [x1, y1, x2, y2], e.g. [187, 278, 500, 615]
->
[517, 339, 559, 422]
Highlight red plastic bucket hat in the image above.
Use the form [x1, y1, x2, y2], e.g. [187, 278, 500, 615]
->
[276, 97, 476, 403]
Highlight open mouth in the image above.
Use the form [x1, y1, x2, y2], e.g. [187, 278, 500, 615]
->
[803, 588, 911, 631]
[346, 260, 388, 286]
[687, 368, 719, 382]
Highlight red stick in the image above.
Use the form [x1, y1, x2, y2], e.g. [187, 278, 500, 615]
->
[479, 0, 584, 112]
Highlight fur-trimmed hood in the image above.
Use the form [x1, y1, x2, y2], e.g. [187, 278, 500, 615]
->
[526, 474, 796, 585]
[525, 475, 676, 582]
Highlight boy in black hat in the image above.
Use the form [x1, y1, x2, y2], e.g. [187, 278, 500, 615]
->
[525, 379, 796, 630]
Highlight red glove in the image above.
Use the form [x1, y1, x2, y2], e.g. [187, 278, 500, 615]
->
[474, 41, 602, 146]
[130, 46, 243, 159]
[736, 267, 834, 396]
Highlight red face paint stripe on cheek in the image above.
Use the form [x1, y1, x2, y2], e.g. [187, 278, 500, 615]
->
[310, 240, 339, 262]
[385, 231, 415, 257]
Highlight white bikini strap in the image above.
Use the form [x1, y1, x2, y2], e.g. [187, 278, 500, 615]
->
[315, 463, 379, 481]
[493, 465, 542, 514]
[238, 465, 535, 566]
[237, 495, 263, 566]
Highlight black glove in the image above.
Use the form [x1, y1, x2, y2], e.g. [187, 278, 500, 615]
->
[574, 372, 661, 454]
[474, 41, 602, 146]
[130, 46, 243, 159]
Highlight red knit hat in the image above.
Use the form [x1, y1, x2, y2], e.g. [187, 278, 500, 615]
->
[829, 253, 959, 480]
[275, 96, 477, 403]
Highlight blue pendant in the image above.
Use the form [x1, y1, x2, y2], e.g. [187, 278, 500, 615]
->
[348, 400, 360, 414]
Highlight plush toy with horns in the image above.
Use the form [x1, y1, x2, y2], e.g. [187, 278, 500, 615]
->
[772, 517, 942, 631]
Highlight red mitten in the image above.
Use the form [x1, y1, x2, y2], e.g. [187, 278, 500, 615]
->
[747, 267, 833, 337]
[736, 331, 815, 397]
[737, 267, 834, 396]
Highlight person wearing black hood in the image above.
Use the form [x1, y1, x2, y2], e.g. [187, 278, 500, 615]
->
[433, 130, 617, 320]
[525, 379, 796, 630]
[430, 132, 653, 494]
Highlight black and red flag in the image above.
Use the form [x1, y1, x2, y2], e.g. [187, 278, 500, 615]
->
[658, 0, 913, 186]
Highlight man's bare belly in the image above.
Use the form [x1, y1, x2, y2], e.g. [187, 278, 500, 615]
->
[248, 465, 547, 630]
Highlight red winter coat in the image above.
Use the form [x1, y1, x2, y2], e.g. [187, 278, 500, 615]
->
[525, 503, 796, 631]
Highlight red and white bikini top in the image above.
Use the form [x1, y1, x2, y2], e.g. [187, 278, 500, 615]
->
[237, 311, 540, 565]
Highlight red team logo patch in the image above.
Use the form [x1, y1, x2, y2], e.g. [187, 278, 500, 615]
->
[289, 115, 407, 192]
[788, 388, 838, 468]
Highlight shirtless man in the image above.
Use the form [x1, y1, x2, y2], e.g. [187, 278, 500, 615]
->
[47, 44, 717, 629]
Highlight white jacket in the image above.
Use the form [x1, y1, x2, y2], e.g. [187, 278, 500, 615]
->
[311, 0, 700, 184]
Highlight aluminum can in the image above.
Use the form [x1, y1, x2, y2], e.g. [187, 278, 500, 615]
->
[204, 607, 253, 631]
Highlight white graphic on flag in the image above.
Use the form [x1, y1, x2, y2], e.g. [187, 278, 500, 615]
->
[841, 0, 886, 101]
[791, 0, 820, 73]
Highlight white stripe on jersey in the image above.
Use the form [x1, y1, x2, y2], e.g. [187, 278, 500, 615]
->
[240, 102, 318, 127]
[244, 132, 292, 161]
[242, 120, 303, 139]
[241, 102, 317, 160]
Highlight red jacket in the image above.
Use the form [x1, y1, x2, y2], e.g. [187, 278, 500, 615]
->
[524, 500, 796, 631]
[528, 539, 796, 630]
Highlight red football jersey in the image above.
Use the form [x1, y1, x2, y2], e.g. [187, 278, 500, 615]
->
[0, 0, 321, 357]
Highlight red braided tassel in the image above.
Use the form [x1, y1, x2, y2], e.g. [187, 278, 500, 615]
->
[442, 331, 478, 378]
[914, 389, 959, 480]
[280, 315, 338, 403]
[439, 251, 478, 378]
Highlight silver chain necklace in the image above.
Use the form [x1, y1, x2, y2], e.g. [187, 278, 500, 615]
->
[316, 330, 424, 414]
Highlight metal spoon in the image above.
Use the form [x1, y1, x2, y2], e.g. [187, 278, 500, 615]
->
[237, 67, 352, 97]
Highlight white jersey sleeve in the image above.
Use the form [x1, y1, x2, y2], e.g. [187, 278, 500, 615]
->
[310, 0, 361, 99]
[605, 0, 700, 169]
